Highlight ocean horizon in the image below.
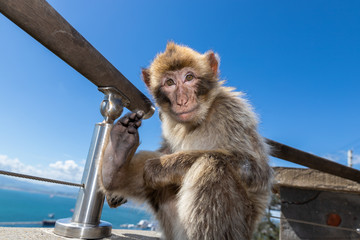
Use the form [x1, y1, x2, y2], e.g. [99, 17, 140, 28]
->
[0, 188, 154, 229]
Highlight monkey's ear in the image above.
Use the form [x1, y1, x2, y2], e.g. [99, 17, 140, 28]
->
[206, 51, 220, 76]
[166, 41, 176, 51]
[141, 68, 151, 88]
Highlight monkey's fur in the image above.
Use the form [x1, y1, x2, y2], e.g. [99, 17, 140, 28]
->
[99, 42, 272, 240]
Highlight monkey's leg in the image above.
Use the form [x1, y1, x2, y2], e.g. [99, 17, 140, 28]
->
[109, 111, 143, 161]
[178, 157, 253, 240]
[100, 111, 143, 207]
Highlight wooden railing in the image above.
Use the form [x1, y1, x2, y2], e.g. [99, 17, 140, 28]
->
[267, 139, 360, 183]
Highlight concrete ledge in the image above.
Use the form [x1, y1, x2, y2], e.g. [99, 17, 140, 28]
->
[0, 228, 161, 240]
[274, 167, 360, 193]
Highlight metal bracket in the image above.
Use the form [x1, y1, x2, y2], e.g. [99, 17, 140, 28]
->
[54, 87, 128, 239]
[99, 87, 129, 123]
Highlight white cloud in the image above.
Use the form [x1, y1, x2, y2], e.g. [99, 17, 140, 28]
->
[49, 160, 84, 182]
[0, 154, 84, 183]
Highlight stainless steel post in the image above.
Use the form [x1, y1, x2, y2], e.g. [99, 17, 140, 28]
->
[54, 87, 125, 239]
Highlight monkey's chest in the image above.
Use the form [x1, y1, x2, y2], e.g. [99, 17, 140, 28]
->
[165, 128, 220, 152]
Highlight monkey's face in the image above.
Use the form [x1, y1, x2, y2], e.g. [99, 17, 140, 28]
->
[157, 67, 201, 123]
[142, 42, 220, 124]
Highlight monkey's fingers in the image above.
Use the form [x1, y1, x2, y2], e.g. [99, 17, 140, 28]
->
[127, 122, 141, 134]
[118, 111, 143, 130]
[135, 120, 142, 128]
[127, 122, 140, 134]
[136, 110, 145, 120]
[129, 112, 138, 121]
[119, 116, 130, 126]
[119, 112, 138, 126]
[107, 195, 128, 208]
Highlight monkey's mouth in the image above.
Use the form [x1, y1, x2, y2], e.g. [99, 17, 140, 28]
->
[172, 106, 199, 121]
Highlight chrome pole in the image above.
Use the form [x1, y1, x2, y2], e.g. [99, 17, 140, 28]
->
[54, 87, 126, 239]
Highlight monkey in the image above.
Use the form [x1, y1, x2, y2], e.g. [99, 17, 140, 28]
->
[99, 42, 273, 240]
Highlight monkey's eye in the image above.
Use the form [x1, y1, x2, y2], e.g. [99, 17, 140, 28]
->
[185, 74, 194, 81]
[165, 79, 175, 86]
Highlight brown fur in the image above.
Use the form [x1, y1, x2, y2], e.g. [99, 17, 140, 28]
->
[99, 42, 272, 240]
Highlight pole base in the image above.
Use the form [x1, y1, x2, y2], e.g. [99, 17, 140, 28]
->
[54, 218, 112, 239]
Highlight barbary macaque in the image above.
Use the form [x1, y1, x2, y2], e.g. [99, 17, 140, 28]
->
[99, 42, 272, 240]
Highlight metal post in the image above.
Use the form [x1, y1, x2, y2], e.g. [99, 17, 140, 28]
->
[54, 87, 125, 239]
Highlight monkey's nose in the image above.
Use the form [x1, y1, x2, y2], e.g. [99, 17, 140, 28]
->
[177, 97, 188, 106]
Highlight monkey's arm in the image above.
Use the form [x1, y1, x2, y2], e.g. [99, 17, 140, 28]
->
[144, 149, 272, 192]
[144, 150, 231, 188]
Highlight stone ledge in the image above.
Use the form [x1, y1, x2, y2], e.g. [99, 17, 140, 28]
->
[0, 228, 161, 240]
[274, 167, 360, 193]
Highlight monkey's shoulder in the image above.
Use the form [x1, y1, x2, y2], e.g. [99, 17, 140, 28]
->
[207, 88, 258, 128]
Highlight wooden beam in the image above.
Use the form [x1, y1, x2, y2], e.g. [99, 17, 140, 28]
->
[0, 0, 154, 118]
[267, 139, 360, 183]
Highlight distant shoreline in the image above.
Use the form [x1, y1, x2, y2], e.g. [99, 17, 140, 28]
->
[0, 186, 77, 199]
[0, 187, 150, 211]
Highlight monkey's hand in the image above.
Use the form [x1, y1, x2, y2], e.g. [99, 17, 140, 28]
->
[101, 111, 144, 191]
[105, 192, 128, 208]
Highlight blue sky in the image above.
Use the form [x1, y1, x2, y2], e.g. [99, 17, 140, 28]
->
[0, 0, 360, 183]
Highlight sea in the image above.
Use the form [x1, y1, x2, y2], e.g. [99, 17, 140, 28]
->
[0, 188, 154, 229]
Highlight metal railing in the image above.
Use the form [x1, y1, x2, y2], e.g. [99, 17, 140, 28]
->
[0, 169, 84, 188]
[1, 0, 360, 239]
